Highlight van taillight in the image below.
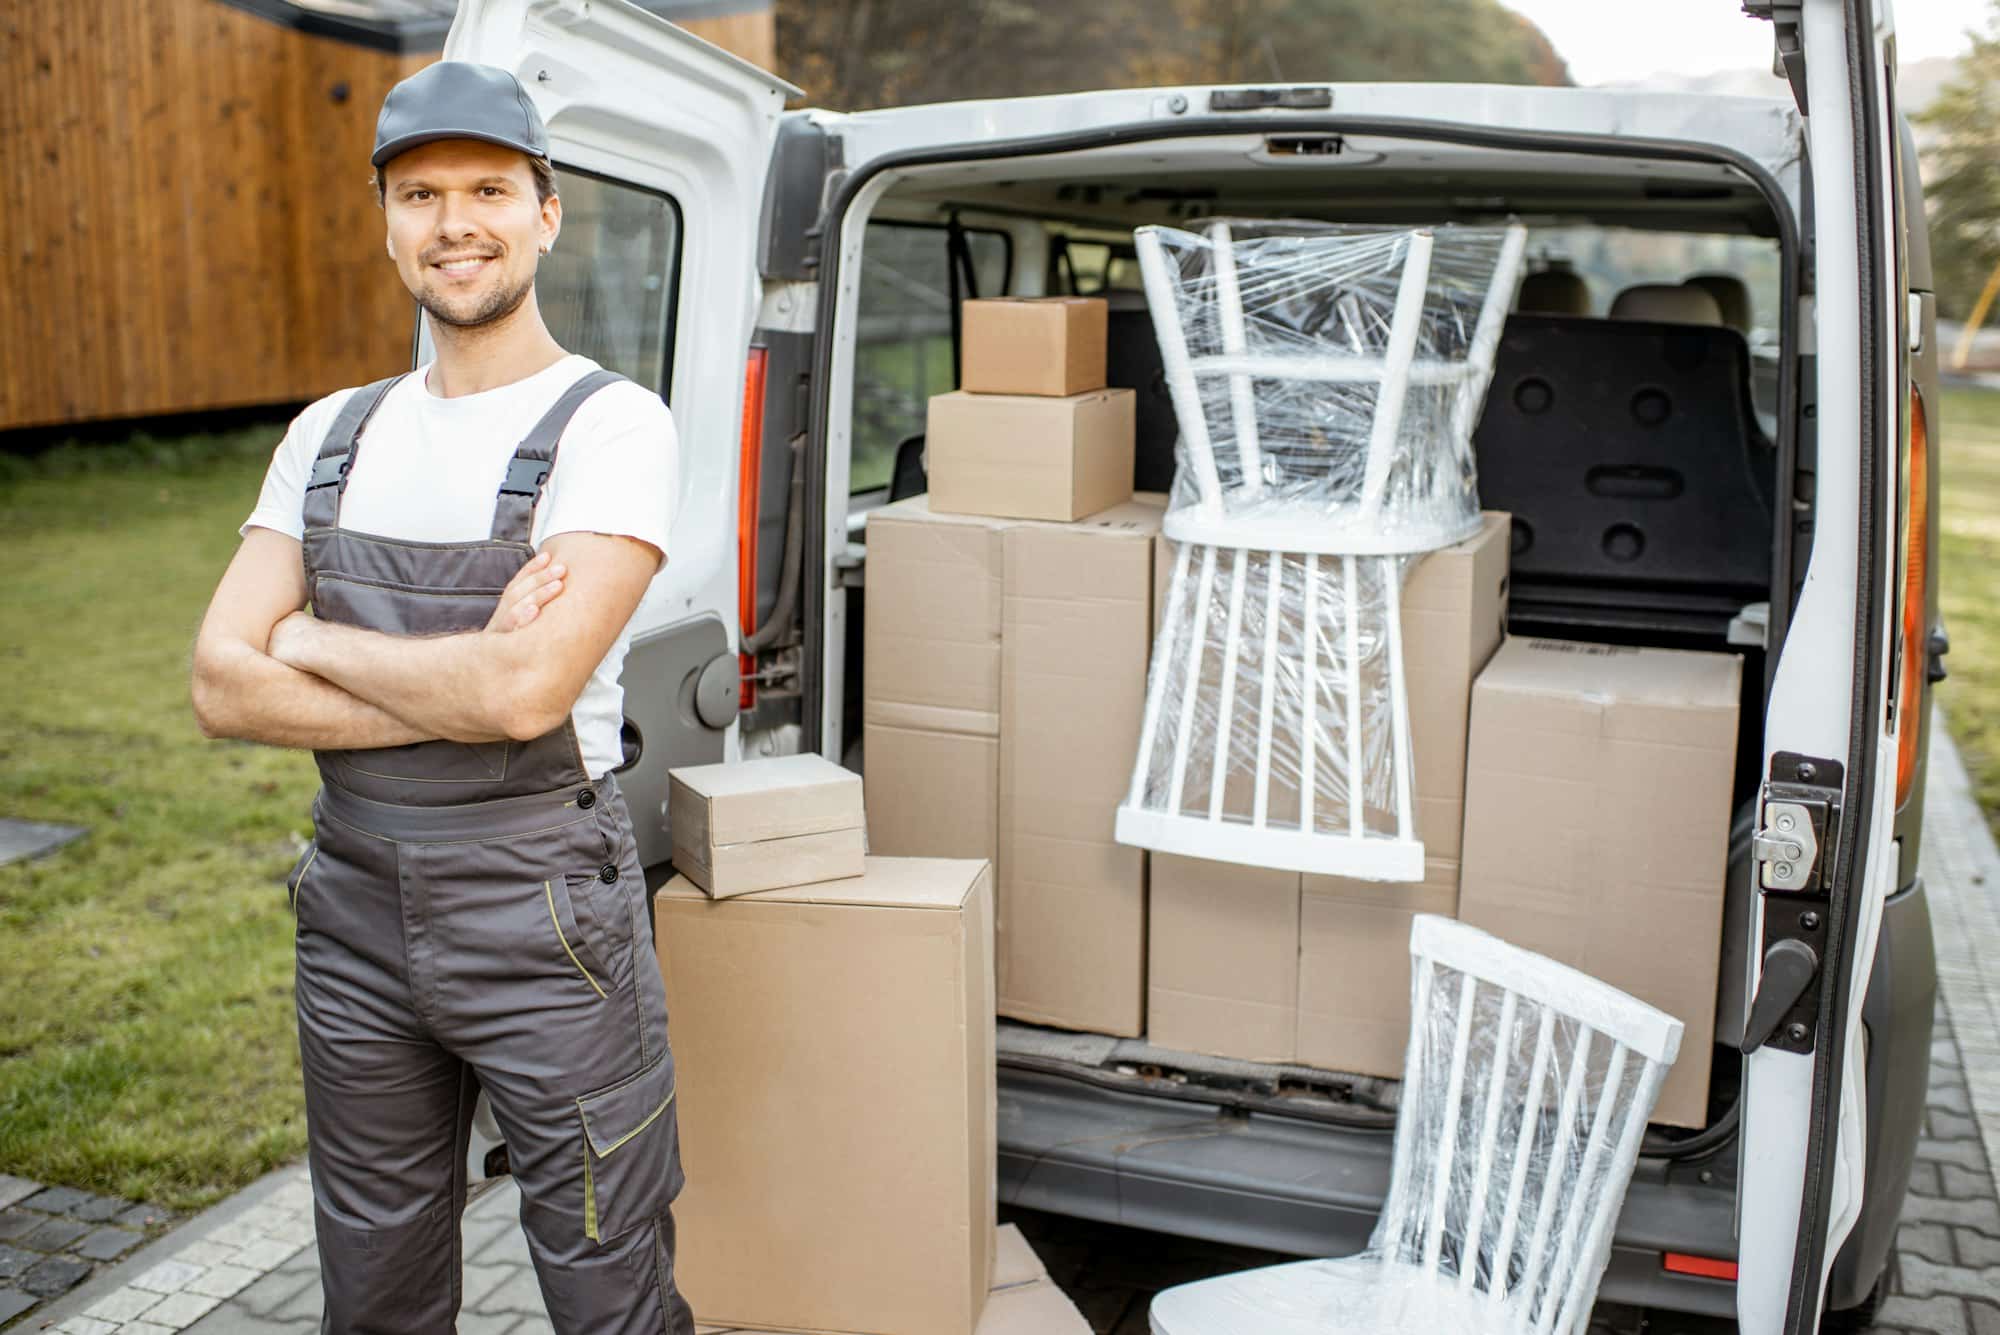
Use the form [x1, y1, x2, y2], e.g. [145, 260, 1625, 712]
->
[1663, 1252, 1738, 1281]
[1895, 387, 1930, 806]
[738, 346, 771, 712]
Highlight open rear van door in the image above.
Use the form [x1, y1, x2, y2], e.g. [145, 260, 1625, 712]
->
[1736, 1, 1907, 1330]
[443, 0, 798, 863]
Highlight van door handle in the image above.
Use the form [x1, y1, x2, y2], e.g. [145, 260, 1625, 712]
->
[1739, 938, 1820, 1054]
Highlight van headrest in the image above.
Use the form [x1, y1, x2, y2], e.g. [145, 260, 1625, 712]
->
[1609, 283, 1724, 326]
[1105, 288, 1151, 313]
[1516, 268, 1591, 316]
[1683, 273, 1752, 333]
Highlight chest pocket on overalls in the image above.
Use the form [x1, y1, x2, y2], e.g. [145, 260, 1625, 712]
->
[311, 568, 516, 786]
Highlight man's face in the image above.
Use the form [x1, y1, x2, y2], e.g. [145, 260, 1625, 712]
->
[380, 139, 559, 329]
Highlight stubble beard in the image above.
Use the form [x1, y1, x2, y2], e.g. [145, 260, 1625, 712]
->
[418, 267, 537, 330]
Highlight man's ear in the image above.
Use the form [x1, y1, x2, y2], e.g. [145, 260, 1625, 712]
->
[541, 193, 563, 255]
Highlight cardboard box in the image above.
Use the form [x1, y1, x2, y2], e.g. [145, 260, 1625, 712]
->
[864, 495, 1163, 1037]
[1148, 853, 1300, 1063]
[961, 296, 1107, 396]
[1456, 637, 1742, 1128]
[669, 754, 865, 897]
[863, 504, 1009, 868]
[696, 1225, 1089, 1335]
[927, 388, 1135, 522]
[1148, 512, 1508, 858]
[1000, 505, 1160, 1035]
[657, 858, 997, 1335]
[1296, 857, 1460, 1078]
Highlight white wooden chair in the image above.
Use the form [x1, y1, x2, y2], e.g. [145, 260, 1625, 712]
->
[1150, 915, 1685, 1335]
[1115, 221, 1525, 879]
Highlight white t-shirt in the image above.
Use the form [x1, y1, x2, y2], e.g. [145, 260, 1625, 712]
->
[242, 354, 679, 779]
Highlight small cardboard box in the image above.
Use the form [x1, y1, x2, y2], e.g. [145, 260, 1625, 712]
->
[696, 1225, 1089, 1335]
[658, 858, 997, 1335]
[1456, 637, 1742, 1128]
[1148, 852, 1300, 1064]
[1296, 857, 1460, 1078]
[668, 754, 865, 898]
[961, 296, 1107, 396]
[927, 388, 1135, 522]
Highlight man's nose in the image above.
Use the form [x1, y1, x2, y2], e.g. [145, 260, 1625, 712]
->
[435, 194, 480, 240]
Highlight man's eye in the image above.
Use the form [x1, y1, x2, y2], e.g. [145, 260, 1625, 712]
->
[406, 190, 431, 202]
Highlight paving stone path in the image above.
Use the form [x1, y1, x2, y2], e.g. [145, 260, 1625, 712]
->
[0, 1177, 171, 1329]
[19, 718, 2000, 1335]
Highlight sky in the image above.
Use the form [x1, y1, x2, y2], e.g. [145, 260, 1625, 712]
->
[1497, 0, 1989, 86]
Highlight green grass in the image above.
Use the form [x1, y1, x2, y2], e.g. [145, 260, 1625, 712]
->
[1938, 385, 2000, 825]
[0, 425, 319, 1210]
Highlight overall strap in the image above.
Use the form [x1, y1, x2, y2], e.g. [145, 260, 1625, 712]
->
[302, 375, 405, 531]
[490, 368, 629, 544]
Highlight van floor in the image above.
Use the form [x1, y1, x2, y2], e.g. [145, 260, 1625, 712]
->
[998, 1020, 1398, 1126]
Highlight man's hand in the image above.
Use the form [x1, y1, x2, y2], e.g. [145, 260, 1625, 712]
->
[487, 551, 568, 632]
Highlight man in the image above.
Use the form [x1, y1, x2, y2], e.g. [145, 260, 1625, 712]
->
[191, 61, 694, 1334]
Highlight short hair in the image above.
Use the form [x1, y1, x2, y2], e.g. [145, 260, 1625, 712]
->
[373, 154, 559, 206]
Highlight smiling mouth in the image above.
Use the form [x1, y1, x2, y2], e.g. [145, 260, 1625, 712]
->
[433, 255, 495, 275]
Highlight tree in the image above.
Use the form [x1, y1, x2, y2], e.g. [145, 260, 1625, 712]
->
[775, 0, 1569, 112]
[1917, 2, 2000, 322]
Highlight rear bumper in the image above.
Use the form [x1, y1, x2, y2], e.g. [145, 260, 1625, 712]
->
[997, 1066, 1739, 1319]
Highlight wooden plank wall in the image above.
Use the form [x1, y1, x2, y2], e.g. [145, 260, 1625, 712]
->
[4, 2, 427, 431]
[3, 2, 779, 433]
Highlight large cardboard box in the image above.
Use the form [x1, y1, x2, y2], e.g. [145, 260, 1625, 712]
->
[696, 1225, 1089, 1335]
[927, 388, 1135, 522]
[1295, 857, 1459, 1077]
[1148, 512, 1509, 858]
[999, 506, 1158, 1035]
[1456, 638, 1742, 1129]
[1147, 853, 1300, 1063]
[864, 495, 1162, 1037]
[656, 858, 997, 1335]
[961, 296, 1107, 396]
[668, 754, 865, 897]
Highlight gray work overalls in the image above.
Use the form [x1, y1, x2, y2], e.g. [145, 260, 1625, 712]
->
[287, 369, 695, 1334]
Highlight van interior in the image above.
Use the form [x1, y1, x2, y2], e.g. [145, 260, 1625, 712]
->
[820, 129, 1791, 1148]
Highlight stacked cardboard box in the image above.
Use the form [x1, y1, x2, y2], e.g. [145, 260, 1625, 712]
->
[865, 495, 1161, 1036]
[928, 297, 1135, 521]
[1143, 514, 1511, 1076]
[657, 857, 997, 1335]
[668, 753, 865, 897]
[1457, 638, 1742, 1129]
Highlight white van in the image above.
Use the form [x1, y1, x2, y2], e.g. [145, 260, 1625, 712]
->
[449, 1, 1943, 1329]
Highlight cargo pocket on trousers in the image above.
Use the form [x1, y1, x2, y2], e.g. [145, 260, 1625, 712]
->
[575, 1049, 678, 1244]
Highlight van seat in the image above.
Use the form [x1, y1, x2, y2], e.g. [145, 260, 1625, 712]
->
[1516, 266, 1592, 316]
[1608, 283, 1723, 326]
[1105, 288, 1181, 493]
[1470, 314, 1774, 638]
[1684, 272, 1753, 334]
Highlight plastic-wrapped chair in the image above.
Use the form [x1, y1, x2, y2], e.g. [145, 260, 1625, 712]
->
[1115, 221, 1525, 880]
[1150, 915, 1684, 1335]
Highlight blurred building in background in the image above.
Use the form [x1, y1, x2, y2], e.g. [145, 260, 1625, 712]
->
[1, 0, 773, 432]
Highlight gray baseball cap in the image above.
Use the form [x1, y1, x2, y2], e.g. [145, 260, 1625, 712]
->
[372, 61, 549, 170]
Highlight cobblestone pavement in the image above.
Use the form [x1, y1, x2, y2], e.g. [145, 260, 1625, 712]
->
[0, 1177, 172, 1328]
[22, 719, 2000, 1335]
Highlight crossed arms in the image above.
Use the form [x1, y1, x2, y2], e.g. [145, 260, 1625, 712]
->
[190, 527, 659, 751]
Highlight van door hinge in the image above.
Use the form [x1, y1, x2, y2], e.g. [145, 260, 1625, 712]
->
[1741, 751, 1843, 1054]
